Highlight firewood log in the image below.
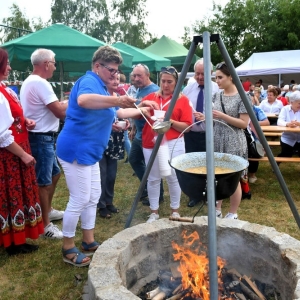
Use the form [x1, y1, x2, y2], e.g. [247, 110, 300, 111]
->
[231, 274, 261, 300]
[169, 216, 193, 222]
[242, 275, 266, 300]
[172, 284, 182, 295]
[152, 291, 167, 300]
[236, 293, 247, 300]
[146, 287, 160, 299]
[166, 287, 191, 300]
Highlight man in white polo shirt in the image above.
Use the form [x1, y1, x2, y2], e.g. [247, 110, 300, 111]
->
[20, 48, 68, 239]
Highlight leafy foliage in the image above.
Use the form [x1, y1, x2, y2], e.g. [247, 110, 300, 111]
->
[0, 4, 32, 43]
[50, 0, 152, 47]
[183, 0, 300, 66]
[1, 0, 153, 48]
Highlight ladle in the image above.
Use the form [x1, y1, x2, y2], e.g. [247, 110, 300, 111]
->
[133, 102, 154, 128]
[123, 88, 171, 134]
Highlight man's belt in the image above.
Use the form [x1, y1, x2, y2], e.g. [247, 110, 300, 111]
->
[28, 131, 57, 137]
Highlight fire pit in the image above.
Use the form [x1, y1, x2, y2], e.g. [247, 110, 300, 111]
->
[87, 217, 300, 299]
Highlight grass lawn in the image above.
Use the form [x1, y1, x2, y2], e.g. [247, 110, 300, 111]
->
[0, 152, 300, 300]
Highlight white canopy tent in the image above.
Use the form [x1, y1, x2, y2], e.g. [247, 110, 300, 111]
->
[236, 50, 300, 87]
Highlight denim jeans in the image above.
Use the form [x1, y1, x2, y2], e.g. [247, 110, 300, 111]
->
[129, 137, 164, 198]
[124, 130, 131, 157]
[97, 155, 118, 209]
[29, 133, 61, 186]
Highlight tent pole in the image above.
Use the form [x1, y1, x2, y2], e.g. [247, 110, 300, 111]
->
[59, 62, 64, 101]
[279, 73, 281, 87]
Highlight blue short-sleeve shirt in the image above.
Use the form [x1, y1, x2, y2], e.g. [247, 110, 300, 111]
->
[56, 71, 115, 165]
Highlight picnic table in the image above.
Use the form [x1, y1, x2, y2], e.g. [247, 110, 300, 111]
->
[261, 125, 300, 133]
[249, 125, 300, 163]
[265, 113, 278, 119]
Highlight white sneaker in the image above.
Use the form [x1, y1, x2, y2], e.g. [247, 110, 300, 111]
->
[49, 208, 64, 221]
[216, 210, 222, 218]
[43, 222, 63, 239]
[171, 212, 180, 218]
[146, 213, 159, 223]
[225, 212, 238, 219]
[249, 176, 257, 183]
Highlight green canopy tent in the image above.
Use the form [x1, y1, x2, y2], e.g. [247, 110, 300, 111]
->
[144, 35, 198, 70]
[1, 23, 133, 99]
[112, 41, 171, 73]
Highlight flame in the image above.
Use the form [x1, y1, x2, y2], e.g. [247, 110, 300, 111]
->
[172, 230, 226, 300]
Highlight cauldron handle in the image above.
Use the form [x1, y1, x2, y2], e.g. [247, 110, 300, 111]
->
[169, 119, 241, 167]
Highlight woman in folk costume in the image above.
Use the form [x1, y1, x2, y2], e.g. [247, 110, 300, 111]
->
[0, 48, 44, 255]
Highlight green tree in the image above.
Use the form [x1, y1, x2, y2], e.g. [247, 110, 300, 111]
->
[184, 0, 300, 66]
[110, 0, 152, 48]
[0, 4, 32, 43]
[0, 4, 49, 44]
[51, 0, 111, 39]
[50, 0, 152, 47]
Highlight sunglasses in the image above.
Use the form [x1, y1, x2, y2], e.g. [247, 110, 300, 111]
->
[132, 63, 149, 72]
[100, 63, 120, 75]
[216, 62, 226, 69]
[160, 66, 178, 78]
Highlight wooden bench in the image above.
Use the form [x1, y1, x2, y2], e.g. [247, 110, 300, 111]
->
[263, 132, 282, 137]
[267, 141, 280, 146]
[249, 157, 300, 162]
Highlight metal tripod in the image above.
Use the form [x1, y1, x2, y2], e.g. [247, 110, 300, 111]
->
[125, 32, 300, 300]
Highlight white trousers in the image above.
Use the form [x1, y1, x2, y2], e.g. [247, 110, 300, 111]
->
[58, 158, 101, 238]
[143, 137, 185, 211]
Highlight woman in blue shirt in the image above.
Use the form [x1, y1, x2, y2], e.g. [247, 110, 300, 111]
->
[56, 46, 138, 267]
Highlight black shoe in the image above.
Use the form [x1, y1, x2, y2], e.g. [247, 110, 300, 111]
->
[142, 198, 150, 206]
[124, 157, 129, 164]
[140, 191, 148, 201]
[188, 199, 200, 207]
[23, 243, 39, 251]
[6, 243, 39, 256]
[106, 204, 119, 213]
[98, 207, 112, 218]
[242, 191, 252, 200]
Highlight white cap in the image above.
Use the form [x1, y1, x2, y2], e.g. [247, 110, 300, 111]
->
[283, 84, 289, 91]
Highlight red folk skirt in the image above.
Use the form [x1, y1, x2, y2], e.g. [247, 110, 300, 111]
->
[0, 140, 44, 247]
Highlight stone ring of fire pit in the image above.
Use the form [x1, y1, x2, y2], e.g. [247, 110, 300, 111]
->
[88, 217, 300, 300]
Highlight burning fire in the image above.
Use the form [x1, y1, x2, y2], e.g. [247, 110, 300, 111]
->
[172, 230, 226, 300]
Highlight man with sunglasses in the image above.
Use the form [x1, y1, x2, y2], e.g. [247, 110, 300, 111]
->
[20, 48, 68, 239]
[129, 64, 164, 204]
[182, 58, 220, 207]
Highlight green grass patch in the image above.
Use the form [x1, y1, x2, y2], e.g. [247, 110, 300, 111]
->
[0, 155, 299, 299]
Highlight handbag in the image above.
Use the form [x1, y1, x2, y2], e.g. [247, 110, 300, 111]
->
[104, 131, 125, 160]
[244, 128, 264, 158]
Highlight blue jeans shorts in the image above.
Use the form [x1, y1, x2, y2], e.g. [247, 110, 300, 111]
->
[29, 133, 61, 186]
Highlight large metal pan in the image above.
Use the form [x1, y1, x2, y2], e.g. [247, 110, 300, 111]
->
[169, 152, 249, 201]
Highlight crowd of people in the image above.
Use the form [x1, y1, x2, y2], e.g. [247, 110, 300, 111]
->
[242, 78, 300, 183]
[1, 44, 300, 266]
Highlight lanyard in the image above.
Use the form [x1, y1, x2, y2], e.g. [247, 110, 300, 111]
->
[160, 96, 171, 110]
